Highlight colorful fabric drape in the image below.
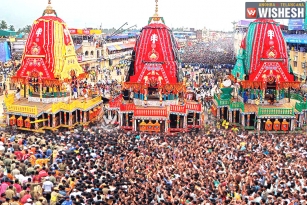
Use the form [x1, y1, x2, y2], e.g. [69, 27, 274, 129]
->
[15, 15, 83, 80]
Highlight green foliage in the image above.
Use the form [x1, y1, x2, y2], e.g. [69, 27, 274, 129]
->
[0, 20, 8, 30]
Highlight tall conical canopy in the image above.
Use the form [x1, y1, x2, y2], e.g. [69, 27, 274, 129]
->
[16, 0, 83, 80]
[127, 0, 181, 85]
[232, 18, 294, 83]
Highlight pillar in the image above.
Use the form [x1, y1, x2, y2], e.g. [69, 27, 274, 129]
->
[183, 115, 187, 129]
[276, 88, 280, 102]
[25, 83, 29, 98]
[39, 83, 42, 100]
[43, 116, 46, 127]
[241, 114, 245, 127]
[233, 111, 236, 123]
[48, 114, 50, 127]
[247, 114, 250, 127]
[177, 114, 180, 128]
[134, 119, 136, 131]
[193, 112, 196, 126]
[75, 110, 78, 123]
[257, 119, 261, 134]
[217, 107, 220, 119]
[144, 88, 148, 106]
[64, 112, 67, 125]
[52, 114, 56, 127]
[126, 113, 129, 127]
[119, 112, 122, 126]
[59, 112, 62, 125]
[83, 111, 87, 123]
[80, 111, 83, 123]
[69, 113, 72, 126]
[229, 110, 232, 123]
[165, 120, 168, 132]
[291, 118, 295, 131]
[35, 118, 38, 130]
[299, 114, 304, 128]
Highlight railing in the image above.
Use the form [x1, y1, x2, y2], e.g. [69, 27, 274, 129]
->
[186, 103, 202, 112]
[214, 94, 230, 106]
[170, 104, 186, 113]
[7, 105, 38, 115]
[284, 92, 304, 102]
[230, 101, 245, 111]
[290, 93, 304, 102]
[52, 96, 102, 113]
[134, 108, 167, 117]
[120, 103, 136, 112]
[258, 107, 294, 116]
[295, 102, 307, 112]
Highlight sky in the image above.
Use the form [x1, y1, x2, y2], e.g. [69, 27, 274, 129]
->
[0, 0, 295, 31]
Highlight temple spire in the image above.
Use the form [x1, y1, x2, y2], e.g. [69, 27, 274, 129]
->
[155, 0, 159, 16]
[152, 0, 161, 22]
[43, 0, 57, 16]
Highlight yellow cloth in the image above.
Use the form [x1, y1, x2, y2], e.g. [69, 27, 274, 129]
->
[29, 155, 36, 166]
[35, 159, 50, 167]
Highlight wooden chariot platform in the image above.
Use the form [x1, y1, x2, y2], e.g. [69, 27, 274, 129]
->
[4, 94, 103, 133]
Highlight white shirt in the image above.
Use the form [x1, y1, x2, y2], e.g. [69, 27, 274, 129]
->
[42, 180, 54, 192]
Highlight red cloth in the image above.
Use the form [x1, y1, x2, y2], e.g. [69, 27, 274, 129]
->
[38, 170, 48, 178]
[32, 175, 42, 183]
[14, 151, 24, 161]
[20, 193, 32, 204]
[13, 183, 22, 193]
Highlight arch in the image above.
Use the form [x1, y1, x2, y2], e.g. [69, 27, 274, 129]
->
[85, 51, 89, 56]
[97, 50, 100, 58]
[90, 51, 94, 56]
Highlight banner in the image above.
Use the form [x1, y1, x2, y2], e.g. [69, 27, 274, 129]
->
[68, 28, 77, 34]
[288, 19, 304, 30]
[69, 29, 102, 35]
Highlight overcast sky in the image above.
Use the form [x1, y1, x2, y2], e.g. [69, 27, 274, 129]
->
[0, 0, 293, 31]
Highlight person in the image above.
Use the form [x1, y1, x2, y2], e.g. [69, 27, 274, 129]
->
[73, 86, 78, 99]
[50, 187, 64, 205]
[42, 177, 53, 200]
[83, 87, 88, 103]
[24, 198, 34, 205]
[15, 87, 21, 100]
[61, 196, 72, 205]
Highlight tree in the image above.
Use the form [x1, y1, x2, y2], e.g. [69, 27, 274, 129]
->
[16, 28, 22, 34]
[23, 25, 32, 33]
[9, 25, 15, 31]
[0, 20, 8, 30]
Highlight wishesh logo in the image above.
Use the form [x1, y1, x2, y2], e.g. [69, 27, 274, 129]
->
[246, 8, 257, 18]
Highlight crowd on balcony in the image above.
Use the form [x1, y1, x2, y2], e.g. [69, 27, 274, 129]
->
[181, 39, 236, 66]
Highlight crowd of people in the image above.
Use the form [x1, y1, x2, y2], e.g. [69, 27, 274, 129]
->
[0, 122, 305, 205]
[181, 39, 235, 65]
[0, 33, 305, 205]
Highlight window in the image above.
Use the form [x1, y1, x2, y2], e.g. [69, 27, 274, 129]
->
[294, 61, 297, 67]
[90, 51, 94, 56]
[85, 51, 89, 56]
